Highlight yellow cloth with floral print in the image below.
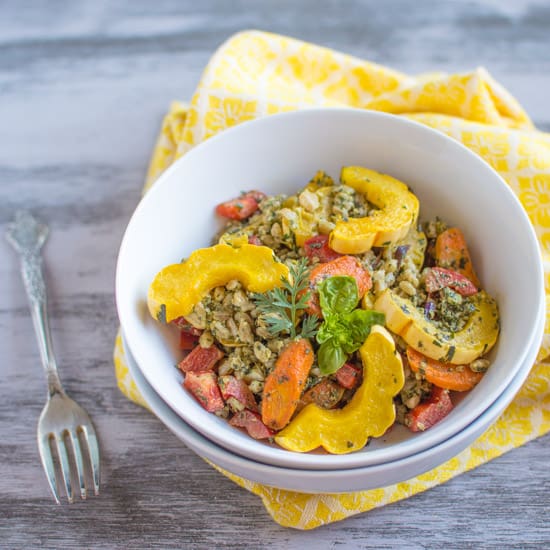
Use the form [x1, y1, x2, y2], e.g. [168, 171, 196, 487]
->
[113, 31, 550, 530]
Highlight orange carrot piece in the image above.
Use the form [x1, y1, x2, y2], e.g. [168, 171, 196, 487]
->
[407, 347, 483, 392]
[261, 338, 314, 430]
[306, 255, 372, 316]
[434, 227, 480, 287]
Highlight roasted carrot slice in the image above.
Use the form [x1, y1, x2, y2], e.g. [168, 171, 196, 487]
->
[434, 227, 480, 286]
[261, 338, 314, 430]
[407, 347, 483, 392]
[306, 255, 372, 316]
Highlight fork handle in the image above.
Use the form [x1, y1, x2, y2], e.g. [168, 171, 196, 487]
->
[20, 251, 64, 397]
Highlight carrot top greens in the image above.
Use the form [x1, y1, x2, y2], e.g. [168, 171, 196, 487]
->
[253, 258, 319, 340]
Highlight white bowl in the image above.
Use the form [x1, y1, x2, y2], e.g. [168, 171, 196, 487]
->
[122, 324, 542, 493]
[116, 108, 545, 471]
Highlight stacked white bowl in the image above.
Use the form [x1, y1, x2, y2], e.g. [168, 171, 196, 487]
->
[116, 109, 545, 493]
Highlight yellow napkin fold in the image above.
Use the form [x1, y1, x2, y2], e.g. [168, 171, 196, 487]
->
[114, 31, 550, 530]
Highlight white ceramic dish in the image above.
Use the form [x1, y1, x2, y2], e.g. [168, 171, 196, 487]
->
[122, 324, 542, 493]
[116, 108, 545, 470]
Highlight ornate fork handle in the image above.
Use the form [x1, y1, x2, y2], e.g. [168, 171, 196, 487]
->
[6, 211, 64, 396]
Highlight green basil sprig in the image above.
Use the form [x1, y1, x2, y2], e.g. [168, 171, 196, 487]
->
[316, 276, 385, 375]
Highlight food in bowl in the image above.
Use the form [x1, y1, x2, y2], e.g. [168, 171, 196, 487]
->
[147, 166, 500, 454]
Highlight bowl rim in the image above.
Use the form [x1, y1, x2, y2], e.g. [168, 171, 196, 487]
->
[116, 107, 546, 470]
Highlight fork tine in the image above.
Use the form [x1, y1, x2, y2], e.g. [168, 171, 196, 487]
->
[38, 434, 60, 505]
[67, 431, 86, 500]
[54, 434, 74, 503]
[81, 426, 100, 495]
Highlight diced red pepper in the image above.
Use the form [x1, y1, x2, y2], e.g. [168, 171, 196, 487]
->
[406, 386, 453, 432]
[229, 410, 275, 439]
[335, 362, 362, 390]
[215, 191, 266, 221]
[424, 267, 478, 296]
[179, 331, 200, 350]
[178, 345, 224, 374]
[218, 375, 258, 412]
[248, 235, 262, 246]
[170, 316, 202, 336]
[303, 235, 342, 263]
[184, 371, 225, 413]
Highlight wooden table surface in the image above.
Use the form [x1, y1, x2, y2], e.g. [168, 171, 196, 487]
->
[1, 1, 549, 548]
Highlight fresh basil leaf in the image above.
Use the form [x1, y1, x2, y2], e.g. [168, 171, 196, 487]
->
[316, 320, 334, 344]
[318, 276, 359, 317]
[317, 314, 348, 344]
[317, 339, 347, 375]
[339, 330, 360, 354]
[343, 309, 385, 347]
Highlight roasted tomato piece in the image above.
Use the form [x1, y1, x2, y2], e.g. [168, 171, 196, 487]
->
[305, 256, 372, 316]
[184, 371, 225, 413]
[215, 191, 266, 221]
[334, 362, 362, 390]
[218, 375, 258, 412]
[300, 379, 344, 410]
[178, 345, 224, 373]
[303, 235, 342, 263]
[406, 386, 453, 432]
[424, 267, 478, 296]
[229, 410, 274, 439]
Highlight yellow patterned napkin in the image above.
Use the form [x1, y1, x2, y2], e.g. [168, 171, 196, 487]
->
[114, 31, 550, 529]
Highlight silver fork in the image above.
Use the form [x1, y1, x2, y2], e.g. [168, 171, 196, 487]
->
[6, 211, 100, 504]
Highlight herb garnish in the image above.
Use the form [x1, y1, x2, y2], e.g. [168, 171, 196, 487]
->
[316, 276, 385, 375]
[253, 258, 319, 340]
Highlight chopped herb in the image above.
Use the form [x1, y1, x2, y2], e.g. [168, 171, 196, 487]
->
[253, 258, 319, 340]
[157, 304, 167, 324]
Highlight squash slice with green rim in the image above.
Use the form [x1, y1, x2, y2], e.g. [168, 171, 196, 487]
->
[374, 289, 499, 364]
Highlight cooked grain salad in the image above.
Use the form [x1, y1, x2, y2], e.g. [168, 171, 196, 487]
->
[148, 166, 500, 453]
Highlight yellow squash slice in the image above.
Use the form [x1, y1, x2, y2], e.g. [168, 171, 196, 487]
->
[374, 289, 499, 364]
[329, 166, 419, 254]
[274, 326, 404, 454]
[148, 243, 288, 323]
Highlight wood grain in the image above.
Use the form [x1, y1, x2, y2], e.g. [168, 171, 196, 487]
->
[1, 0, 549, 547]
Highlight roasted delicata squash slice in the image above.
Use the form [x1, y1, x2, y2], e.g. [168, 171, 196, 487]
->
[373, 289, 499, 364]
[148, 243, 288, 323]
[274, 326, 404, 454]
[329, 166, 420, 254]
[395, 224, 427, 270]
